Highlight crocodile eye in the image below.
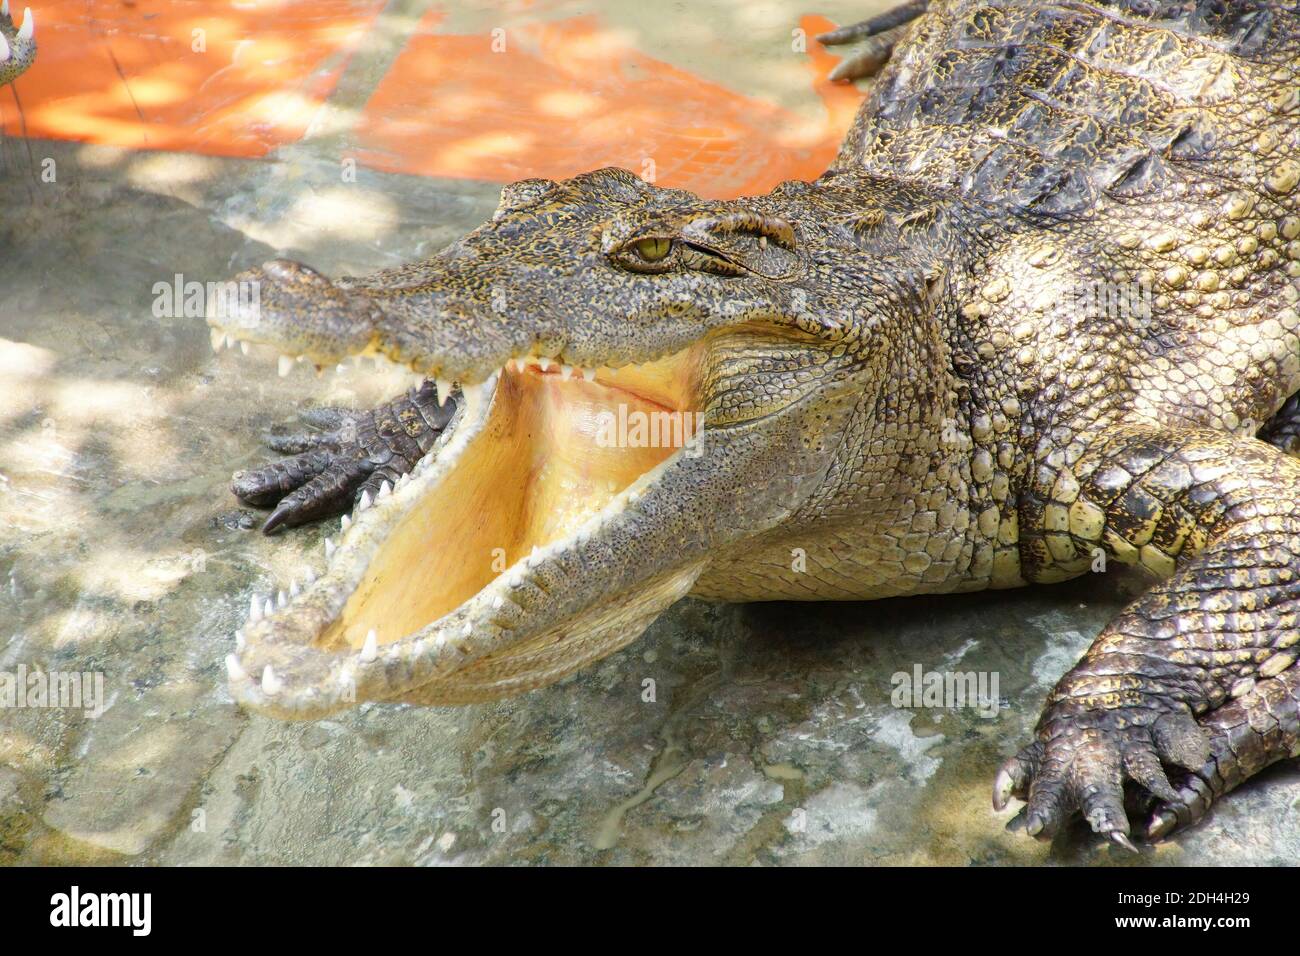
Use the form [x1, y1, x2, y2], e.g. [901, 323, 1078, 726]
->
[632, 238, 672, 262]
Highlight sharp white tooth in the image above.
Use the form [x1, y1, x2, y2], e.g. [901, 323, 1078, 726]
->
[537, 356, 551, 371]
[325, 538, 336, 559]
[225, 654, 245, 681]
[2, 3, 8, 19]
[491, 595, 504, 610]
[276, 590, 287, 609]
[341, 514, 351, 531]
[378, 480, 392, 499]
[263, 598, 274, 618]
[436, 378, 452, 406]
[464, 381, 483, 418]
[249, 595, 262, 622]
[462, 622, 473, 638]
[361, 629, 378, 662]
[289, 581, 299, 598]
[397, 473, 410, 488]
[0, 32, 8, 63]
[278, 355, 294, 377]
[234, 630, 245, 650]
[225, 334, 237, 350]
[336, 363, 347, 374]
[261, 665, 282, 696]
[359, 489, 372, 511]
[240, 341, 250, 355]
[210, 328, 224, 353]
[560, 364, 573, 381]
[18, 7, 32, 43]
[582, 367, 596, 382]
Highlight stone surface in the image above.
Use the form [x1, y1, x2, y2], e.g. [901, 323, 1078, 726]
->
[0, 0, 1296, 867]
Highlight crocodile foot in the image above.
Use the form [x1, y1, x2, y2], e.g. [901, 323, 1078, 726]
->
[817, 0, 927, 82]
[993, 699, 1209, 852]
[232, 380, 455, 534]
[994, 662, 1300, 847]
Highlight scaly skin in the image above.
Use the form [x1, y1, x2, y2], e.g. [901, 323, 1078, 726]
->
[211, 0, 1300, 850]
[0, 4, 35, 89]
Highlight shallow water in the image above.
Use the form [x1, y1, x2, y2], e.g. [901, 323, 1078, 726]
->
[1, 0, 1296, 865]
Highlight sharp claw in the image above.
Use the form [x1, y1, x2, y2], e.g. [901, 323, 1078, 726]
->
[1005, 807, 1029, 833]
[992, 767, 1016, 811]
[262, 502, 293, 535]
[1145, 808, 1177, 842]
[1108, 831, 1140, 854]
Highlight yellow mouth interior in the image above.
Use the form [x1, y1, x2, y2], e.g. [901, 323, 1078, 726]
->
[319, 347, 703, 651]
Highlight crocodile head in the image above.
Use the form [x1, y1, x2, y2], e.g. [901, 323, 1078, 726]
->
[0, 4, 35, 88]
[210, 167, 942, 717]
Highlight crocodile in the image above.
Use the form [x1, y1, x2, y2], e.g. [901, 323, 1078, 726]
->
[0, 3, 35, 90]
[208, 0, 1300, 850]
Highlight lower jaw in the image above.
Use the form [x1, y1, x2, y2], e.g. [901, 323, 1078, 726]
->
[309, 346, 705, 654]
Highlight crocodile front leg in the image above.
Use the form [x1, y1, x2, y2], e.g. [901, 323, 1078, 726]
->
[232, 380, 455, 533]
[995, 424, 1300, 848]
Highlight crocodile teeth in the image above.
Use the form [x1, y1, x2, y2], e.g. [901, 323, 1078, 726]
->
[289, 581, 299, 598]
[560, 364, 573, 381]
[235, 630, 245, 650]
[325, 538, 336, 559]
[537, 356, 551, 371]
[263, 598, 274, 619]
[436, 378, 452, 406]
[378, 480, 392, 499]
[225, 654, 245, 681]
[261, 665, 282, 696]
[360, 629, 378, 662]
[341, 514, 351, 531]
[582, 367, 597, 382]
[491, 594, 504, 609]
[397, 473, 410, 488]
[240, 341, 250, 355]
[276, 590, 287, 609]
[0, 33, 9, 63]
[210, 328, 225, 352]
[249, 595, 262, 622]
[17, 7, 32, 43]
[2, 2, 8, 19]
[464, 380, 485, 418]
[278, 355, 294, 377]
[358, 489, 372, 511]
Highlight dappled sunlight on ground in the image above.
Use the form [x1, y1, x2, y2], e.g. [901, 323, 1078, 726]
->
[352, 12, 860, 197]
[0, 0, 384, 153]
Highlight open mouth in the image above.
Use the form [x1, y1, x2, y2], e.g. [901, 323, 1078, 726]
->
[217, 330, 708, 713]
